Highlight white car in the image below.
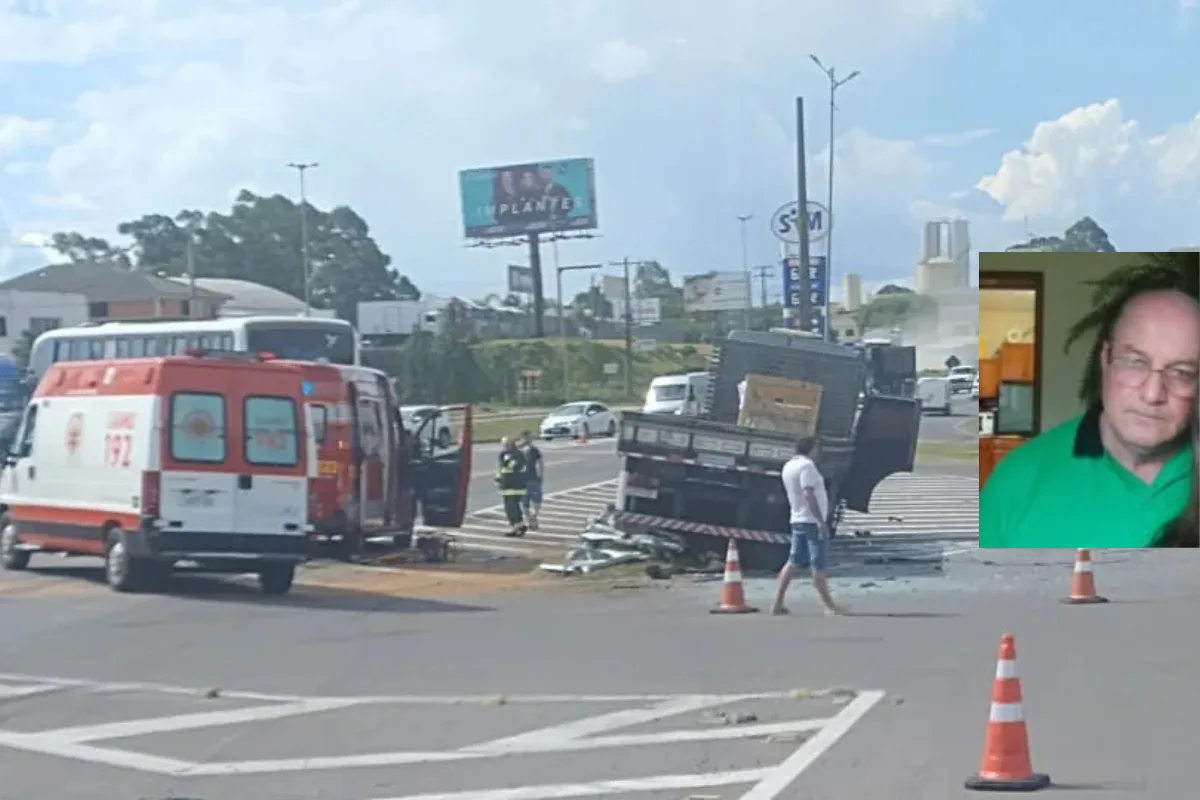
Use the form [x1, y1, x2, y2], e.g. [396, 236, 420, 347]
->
[539, 401, 616, 441]
[401, 405, 454, 450]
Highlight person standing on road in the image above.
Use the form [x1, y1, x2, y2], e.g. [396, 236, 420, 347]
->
[495, 436, 528, 537]
[771, 437, 847, 616]
[520, 430, 544, 531]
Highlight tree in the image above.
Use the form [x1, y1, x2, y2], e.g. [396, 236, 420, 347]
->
[47, 232, 130, 267]
[875, 284, 913, 296]
[854, 292, 937, 331]
[55, 190, 420, 324]
[1006, 216, 1116, 253]
[570, 286, 613, 320]
[635, 261, 684, 319]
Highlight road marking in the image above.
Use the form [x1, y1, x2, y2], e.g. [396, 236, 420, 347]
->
[468, 695, 732, 751]
[365, 768, 771, 800]
[737, 690, 885, 800]
[0, 730, 196, 774]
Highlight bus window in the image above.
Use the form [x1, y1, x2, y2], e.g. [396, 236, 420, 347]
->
[89, 339, 107, 359]
[129, 337, 145, 357]
[69, 340, 90, 360]
[115, 338, 131, 358]
[53, 340, 71, 362]
[171, 335, 189, 355]
[197, 334, 214, 350]
[218, 333, 234, 351]
[144, 336, 165, 356]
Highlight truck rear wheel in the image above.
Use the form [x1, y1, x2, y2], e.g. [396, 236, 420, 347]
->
[0, 516, 30, 571]
[258, 563, 296, 595]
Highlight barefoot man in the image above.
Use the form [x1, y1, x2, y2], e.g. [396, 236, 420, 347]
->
[772, 437, 847, 616]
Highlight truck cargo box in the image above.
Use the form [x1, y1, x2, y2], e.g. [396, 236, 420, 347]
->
[701, 331, 865, 439]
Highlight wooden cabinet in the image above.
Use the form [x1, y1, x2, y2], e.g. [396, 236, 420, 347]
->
[978, 358, 1000, 399]
[979, 435, 1029, 487]
[1000, 342, 1035, 383]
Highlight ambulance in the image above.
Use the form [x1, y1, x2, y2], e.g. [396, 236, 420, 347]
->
[0, 352, 317, 594]
[298, 362, 472, 557]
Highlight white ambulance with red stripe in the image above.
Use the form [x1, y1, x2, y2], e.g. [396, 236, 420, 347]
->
[0, 351, 316, 594]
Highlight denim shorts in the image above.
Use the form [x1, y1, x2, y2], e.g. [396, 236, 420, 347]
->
[524, 479, 543, 505]
[788, 522, 829, 572]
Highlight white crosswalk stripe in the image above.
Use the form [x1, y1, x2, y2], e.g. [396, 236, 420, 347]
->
[443, 473, 978, 556]
[840, 474, 979, 537]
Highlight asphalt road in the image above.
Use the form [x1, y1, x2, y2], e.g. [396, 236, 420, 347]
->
[0, 546, 1194, 799]
[917, 394, 978, 441]
[467, 438, 619, 515]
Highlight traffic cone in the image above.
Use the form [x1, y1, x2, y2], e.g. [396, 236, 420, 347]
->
[1062, 549, 1108, 605]
[710, 539, 758, 615]
[965, 633, 1050, 792]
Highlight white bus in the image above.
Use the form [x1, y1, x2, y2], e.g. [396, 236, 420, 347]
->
[28, 316, 359, 378]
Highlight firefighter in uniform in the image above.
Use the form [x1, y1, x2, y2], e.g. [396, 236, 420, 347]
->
[496, 436, 529, 537]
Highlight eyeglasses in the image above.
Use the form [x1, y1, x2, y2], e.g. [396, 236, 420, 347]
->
[1108, 353, 1200, 397]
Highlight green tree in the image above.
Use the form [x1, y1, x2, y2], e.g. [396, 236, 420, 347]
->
[1007, 216, 1116, 253]
[56, 190, 420, 324]
[853, 292, 936, 330]
[47, 232, 131, 266]
[635, 261, 685, 319]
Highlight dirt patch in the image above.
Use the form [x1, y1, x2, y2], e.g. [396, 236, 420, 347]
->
[297, 552, 667, 600]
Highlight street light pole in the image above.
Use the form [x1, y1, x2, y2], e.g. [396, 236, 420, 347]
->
[809, 56, 859, 342]
[287, 161, 319, 316]
[737, 214, 752, 330]
[554, 258, 603, 399]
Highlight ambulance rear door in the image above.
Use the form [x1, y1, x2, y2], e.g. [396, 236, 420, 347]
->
[159, 368, 238, 535]
[235, 382, 308, 537]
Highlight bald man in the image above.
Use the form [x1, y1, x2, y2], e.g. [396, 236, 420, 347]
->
[980, 288, 1200, 548]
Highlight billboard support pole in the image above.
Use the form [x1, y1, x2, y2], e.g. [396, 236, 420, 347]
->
[795, 97, 813, 333]
[528, 233, 545, 338]
[556, 259, 566, 397]
[623, 257, 633, 396]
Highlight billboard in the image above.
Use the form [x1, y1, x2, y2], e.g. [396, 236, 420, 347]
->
[781, 256, 827, 338]
[612, 297, 662, 325]
[507, 264, 534, 294]
[459, 157, 598, 239]
[683, 272, 750, 312]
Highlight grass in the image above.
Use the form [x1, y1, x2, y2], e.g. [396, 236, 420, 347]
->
[473, 414, 548, 443]
[915, 440, 979, 461]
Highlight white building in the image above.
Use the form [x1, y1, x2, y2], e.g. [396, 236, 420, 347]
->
[917, 218, 972, 295]
[167, 277, 334, 318]
[0, 290, 89, 355]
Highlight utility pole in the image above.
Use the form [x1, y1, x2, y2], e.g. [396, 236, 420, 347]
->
[622, 257, 633, 395]
[287, 161, 319, 316]
[185, 236, 196, 319]
[736, 214, 752, 330]
[751, 265, 774, 310]
[810, 56, 860, 342]
[553, 249, 602, 398]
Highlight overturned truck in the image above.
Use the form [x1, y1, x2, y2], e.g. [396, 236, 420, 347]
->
[613, 331, 921, 570]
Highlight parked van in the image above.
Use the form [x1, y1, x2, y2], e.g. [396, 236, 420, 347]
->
[0, 352, 317, 594]
[917, 376, 953, 416]
[643, 372, 709, 416]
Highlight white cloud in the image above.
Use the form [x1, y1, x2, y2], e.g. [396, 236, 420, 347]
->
[920, 128, 995, 148]
[589, 39, 652, 82]
[975, 99, 1200, 247]
[0, 115, 54, 154]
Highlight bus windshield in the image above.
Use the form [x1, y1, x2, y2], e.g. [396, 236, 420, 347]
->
[244, 322, 355, 365]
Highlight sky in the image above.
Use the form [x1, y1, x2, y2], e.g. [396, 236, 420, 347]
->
[1, 0, 1199, 304]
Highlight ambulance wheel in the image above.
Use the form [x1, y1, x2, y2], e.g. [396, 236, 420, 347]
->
[0, 516, 30, 571]
[258, 562, 296, 595]
[104, 528, 144, 592]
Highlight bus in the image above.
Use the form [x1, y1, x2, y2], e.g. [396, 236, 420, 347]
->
[27, 316, 359, 379]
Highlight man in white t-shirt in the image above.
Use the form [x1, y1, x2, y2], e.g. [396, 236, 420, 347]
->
[771, 437, 847, 616]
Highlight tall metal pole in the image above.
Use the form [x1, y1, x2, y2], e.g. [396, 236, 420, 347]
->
[622, 257, 633, 396]
[288, 161, 319, 316]
[555, 239, 567, 397]
[795, 98, 812, 333]
[737, 214, 752, 330]
[810, 56, 859, 341]
[185, 237, 196, 319]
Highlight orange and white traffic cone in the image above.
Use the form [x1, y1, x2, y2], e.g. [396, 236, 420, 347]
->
[710, 539, 758, 615]
[1062, 549, 1108, 605]
[965, 633, 1050, 792]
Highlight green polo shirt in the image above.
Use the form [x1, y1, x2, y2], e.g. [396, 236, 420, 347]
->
[980, 406, 1193, 548]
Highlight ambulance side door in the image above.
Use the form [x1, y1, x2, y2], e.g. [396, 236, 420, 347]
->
[1, 401, 40, 501]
